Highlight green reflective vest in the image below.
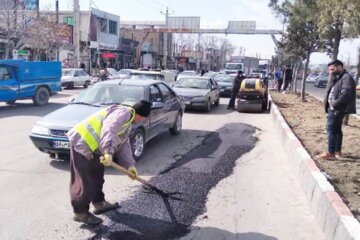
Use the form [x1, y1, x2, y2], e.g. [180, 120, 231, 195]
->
[74, 107, 135, 152]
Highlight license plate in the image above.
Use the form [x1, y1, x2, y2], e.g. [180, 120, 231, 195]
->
[53, 141, 70, 149]
[185, 101, 190, 104]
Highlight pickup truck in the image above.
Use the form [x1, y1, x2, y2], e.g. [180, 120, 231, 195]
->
[0, 59, 61, 106]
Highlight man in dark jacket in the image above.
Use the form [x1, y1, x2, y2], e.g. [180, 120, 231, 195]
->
[316, 60, 356, 160]
[227, 70, 245, 110]
[282, 65, 293, 92]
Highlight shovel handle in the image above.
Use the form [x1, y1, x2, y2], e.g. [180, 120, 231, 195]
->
[108, 161, 155, 189]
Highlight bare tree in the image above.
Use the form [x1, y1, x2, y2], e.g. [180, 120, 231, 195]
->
[0, 0, 29, 59]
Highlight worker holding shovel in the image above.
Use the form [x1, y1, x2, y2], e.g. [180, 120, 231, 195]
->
[67, 100, 152, 226]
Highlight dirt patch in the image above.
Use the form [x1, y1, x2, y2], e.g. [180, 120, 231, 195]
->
[271, 92, 360, 220]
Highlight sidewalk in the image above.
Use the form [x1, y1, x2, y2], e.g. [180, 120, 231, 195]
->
[180, 110, 325, 240]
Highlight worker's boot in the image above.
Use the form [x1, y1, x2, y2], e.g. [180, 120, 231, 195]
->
[93, 201, 119, 215]
[73, 212, 103, 225]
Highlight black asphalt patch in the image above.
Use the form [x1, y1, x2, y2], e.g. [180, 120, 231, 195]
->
[89, 123, 258, 240]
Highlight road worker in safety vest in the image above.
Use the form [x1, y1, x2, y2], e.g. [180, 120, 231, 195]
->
[67, 100, 152, 225]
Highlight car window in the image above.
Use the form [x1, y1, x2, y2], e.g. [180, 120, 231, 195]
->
[157, 83, 172, 101]
[62, 70, 74, 76]
[0, 66, 12, 80]
[149, 85, 162, 103]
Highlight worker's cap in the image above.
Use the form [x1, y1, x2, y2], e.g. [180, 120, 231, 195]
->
[132, 100, 152, 117]
[238, 70, 243, 74]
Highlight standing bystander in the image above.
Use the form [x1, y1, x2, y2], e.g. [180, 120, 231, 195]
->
[316, 60, 356, 160]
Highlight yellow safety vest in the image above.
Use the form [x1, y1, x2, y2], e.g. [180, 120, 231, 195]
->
[74, 106, 135, 152]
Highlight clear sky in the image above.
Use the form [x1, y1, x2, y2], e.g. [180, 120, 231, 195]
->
[40, 0, 360, 65]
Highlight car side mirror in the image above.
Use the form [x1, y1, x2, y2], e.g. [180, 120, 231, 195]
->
[151, 102, 164, 109]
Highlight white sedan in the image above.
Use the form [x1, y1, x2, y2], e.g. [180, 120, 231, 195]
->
[61, 68, 91, 89]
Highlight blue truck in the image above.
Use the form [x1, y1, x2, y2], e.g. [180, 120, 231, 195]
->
[0, 59, 61, 106]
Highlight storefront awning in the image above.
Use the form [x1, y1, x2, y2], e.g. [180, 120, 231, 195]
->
[102, 53, 116, 59]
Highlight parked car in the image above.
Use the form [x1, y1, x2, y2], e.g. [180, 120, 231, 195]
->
[214, 74, 234, 97]
[314, 74, 328, 88]
[0, 59, 61, 106]
[29, 79, 185, 160]
[172, 76, 220, 112]
[177, 70, 197, 81]
[306, 73, 319, 83]
[61, 68, 91, 89]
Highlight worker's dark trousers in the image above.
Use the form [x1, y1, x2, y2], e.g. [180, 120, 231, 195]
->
[70, 147, 105, 214]
[227, 89, 238, 108]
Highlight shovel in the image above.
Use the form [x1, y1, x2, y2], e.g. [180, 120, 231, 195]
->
[102, 158, 183, 201]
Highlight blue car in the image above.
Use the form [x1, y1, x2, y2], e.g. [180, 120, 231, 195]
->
[29, 79, 185, 160]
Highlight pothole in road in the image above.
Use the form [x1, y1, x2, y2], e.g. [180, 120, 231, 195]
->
[89, 123, 258, 240]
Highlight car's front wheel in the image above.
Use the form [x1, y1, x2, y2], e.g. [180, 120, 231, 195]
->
[169, 112, 182, 135]
[130, 129, 145, 161]
[84, 81, 90, 88]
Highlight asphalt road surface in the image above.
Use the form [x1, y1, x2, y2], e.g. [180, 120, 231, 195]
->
[0, 88, 324, 240]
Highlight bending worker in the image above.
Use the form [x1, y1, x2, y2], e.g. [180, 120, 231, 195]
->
[67, 100, 152, 225]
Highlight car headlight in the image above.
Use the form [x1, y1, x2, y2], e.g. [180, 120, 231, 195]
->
[31, 125, 49, 135]
[191, 96, 206, 102]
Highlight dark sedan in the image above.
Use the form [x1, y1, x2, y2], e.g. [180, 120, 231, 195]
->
[29, 79, 185, 160]
[214, 74, 234, 96]
[172, 76, 220, 112]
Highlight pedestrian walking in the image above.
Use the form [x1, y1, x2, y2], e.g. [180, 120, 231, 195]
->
[282, 65, 293, 92]
[275, 67, 282, 92]
[227, 70, 245, 110]
[315, 60, 356, 160]
[67, 100, 152, 225]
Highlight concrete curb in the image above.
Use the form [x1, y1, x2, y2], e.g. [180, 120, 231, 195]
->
[269, 94, 360, 240]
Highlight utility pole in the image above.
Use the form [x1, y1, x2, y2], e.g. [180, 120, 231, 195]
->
[162, 7, 169, 69]
[73, 0, 80, 67]
[56, 0, 59, 61]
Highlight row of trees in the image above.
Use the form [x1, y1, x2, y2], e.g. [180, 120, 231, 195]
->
[0, 0, 69, 60]
[269, 0, 360, 101]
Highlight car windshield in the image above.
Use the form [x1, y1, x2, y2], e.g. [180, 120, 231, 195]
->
[225, 63, 242, 70]
[214, 74, 233, 82]
[62, 70, 74, 76]
[72, 85, 145, 105]
[174, 78, 209, 89]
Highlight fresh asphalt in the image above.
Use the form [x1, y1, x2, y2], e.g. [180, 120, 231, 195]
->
[89, 124, 257, 240]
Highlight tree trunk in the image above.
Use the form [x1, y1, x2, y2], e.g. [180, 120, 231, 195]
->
[332, 27, 342, 61]
[301, 53, 310, 102]
[356, 46, 360, 85]
[293, 61, 300, 94]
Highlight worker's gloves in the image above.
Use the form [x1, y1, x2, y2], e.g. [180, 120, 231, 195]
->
[128, 167, 138, 180]
[100, 153, 113, 167]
